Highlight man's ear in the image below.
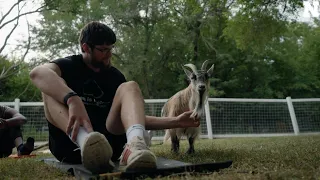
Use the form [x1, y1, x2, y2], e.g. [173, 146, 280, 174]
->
[82, 43, 91, 53]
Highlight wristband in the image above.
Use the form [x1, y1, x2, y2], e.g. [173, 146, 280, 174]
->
[63, 92, 78, 106]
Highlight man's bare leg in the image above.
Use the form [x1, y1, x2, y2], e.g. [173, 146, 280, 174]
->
[42, 93, 69, 131]
[106, 81, 145, 132]
[105, 81, 156, 170]
[42, 94, 114, 173]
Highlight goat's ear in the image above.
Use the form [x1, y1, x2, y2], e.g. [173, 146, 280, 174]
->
[207, 64, 214, 77]
[182, 65, 193, 78]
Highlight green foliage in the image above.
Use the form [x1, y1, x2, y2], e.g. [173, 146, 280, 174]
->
[0, 57, 41, 102]
[32, 0, 108, 58]
[2, 0, 318, 100]
[224, 11, 287, 53]
[223, 0, 304, 53]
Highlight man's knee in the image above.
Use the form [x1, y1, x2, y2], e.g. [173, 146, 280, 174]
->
[118, 81, 141, 94]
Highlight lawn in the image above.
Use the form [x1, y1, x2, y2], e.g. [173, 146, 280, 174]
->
[0, 134, 319, 179]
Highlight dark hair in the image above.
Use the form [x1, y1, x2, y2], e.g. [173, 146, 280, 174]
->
[79, 21, 116, 52]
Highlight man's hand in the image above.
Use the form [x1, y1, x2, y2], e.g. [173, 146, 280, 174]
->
[66, 96, 93, 142]
[0, 118, 8, 129]
[176, 110, 200, 128]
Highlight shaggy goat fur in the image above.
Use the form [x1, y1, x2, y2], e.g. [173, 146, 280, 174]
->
[161, 60, 214, 154]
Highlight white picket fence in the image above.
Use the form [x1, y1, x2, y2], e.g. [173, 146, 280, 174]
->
[1, 97, 320, 141]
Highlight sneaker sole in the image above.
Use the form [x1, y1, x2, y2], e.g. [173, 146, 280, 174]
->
[120, 151, 157, 171]
[82, 132, 114, 174]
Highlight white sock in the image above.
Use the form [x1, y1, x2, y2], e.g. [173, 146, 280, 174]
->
[68, 126, 90, 149]
[77, 127, 90, 149]
[126, 124, 145, 143]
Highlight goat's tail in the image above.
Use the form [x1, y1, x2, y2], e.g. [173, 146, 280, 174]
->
[163, 129, 171, 144]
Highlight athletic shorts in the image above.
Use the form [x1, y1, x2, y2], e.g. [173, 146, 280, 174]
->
[47, 120, 127, 164]
[0, 126, 22, 158]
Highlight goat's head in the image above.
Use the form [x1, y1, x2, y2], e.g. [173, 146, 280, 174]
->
[182, 60, 214, 117]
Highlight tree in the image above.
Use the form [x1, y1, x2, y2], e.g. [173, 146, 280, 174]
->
[0, 0, 56, 82]
[0, 57, 41, 101]
[29, 0, 318, 99]
[0, 0, 50, 54]
[223, 0, 304, 53]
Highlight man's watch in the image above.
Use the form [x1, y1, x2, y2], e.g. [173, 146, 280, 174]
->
[63, 92, 78, 106]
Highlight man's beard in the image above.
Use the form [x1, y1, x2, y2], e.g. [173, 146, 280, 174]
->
[91, 61, 105, 69]
[91, 59, 111, 69]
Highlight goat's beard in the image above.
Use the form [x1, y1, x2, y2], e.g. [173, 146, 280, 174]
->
[190, 90, 207, 119]
[198, 90, 205, 107]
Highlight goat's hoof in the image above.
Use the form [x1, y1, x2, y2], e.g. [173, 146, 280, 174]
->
[186, 149, 195, 155]
[171, 149, 179, 154]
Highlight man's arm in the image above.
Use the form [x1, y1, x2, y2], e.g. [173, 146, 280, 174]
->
[30, 62, 93, 139]
[145, 115, 179, 130]
[145, 111, 200, 130]
[29, 63, 75, 104]
[0, 107, 27, 128]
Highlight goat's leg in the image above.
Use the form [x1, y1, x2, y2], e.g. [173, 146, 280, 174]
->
[171, 135, 180, 153]
[186, 136, 195, 154]
[169, 129, 179, 153]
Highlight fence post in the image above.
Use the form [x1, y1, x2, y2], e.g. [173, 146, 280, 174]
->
[286, 96, 300, 135]
[205, 101, 213, 139]
[14, 98, 20, 112]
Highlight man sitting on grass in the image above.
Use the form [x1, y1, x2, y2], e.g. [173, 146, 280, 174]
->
[29, 21, 200, 174]
[0, 105, 35, 158]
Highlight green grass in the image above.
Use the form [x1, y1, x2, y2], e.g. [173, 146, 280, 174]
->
[152, 134, 320, 179]
[0, 135, 319, 179]
[0, 154, 73, 179]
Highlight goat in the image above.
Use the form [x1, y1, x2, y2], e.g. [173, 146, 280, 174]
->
[161, 60, 214, 154]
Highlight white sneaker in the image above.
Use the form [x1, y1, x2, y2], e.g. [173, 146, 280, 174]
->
[119, 136, 157, 171]
[81, 132, 114, 174]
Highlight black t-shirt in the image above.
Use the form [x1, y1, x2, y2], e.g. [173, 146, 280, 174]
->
[50, 54, 126, 132]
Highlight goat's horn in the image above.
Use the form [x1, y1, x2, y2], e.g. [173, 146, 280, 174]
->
[201, 60, 210, 70]
[184, 64, 198, 74]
